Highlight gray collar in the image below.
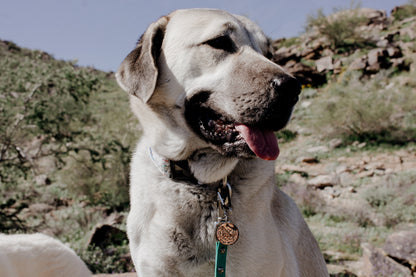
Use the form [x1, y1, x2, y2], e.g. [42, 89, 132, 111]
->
[148, 147, 199, 184]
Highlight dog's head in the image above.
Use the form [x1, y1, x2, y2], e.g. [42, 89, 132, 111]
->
[117, 9, 300, 161]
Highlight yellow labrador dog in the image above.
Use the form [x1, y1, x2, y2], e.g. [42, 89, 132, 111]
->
[117, 8, 328, 277]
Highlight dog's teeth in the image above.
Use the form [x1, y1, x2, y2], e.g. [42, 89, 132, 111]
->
[199, 115, 241, 143]
[199, 120, 205, 128]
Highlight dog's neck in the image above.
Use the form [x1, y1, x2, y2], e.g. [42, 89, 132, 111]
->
[148, 147, 238, 185]
[148, 147, 199, 184]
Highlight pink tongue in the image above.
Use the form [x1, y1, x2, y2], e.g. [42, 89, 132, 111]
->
[235, 124, 279, 160]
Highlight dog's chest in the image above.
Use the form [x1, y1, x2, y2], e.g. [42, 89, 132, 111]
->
[166, 183, 219, 265]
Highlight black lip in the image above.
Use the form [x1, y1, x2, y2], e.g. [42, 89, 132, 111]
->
[185, 94, 242, 146]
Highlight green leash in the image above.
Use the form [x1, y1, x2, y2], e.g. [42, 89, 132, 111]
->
[214, 178, 239, 277]
[215, 242, 228, 277]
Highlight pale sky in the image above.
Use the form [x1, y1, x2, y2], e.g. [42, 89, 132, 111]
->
[0, 0, 408, 71]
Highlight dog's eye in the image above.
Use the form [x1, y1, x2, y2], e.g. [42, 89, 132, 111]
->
[205, 36, 235, 53]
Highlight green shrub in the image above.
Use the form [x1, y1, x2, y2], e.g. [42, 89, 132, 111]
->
[61, 138, 131, 211]
[276, 129, 298, 143]
[392, 2, 416, 21]
[273, 37, 300, 49]
[305, 2, 368, 51]
[77, 243, 134, 274]
[309, 70, 416, 144]
[0, 41, 100, 188]
[0, 40, 138, 211]
[362, 171, 416, 227]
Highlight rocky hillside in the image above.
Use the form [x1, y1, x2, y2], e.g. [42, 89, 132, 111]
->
[272, 6, 415, 87]
[269, 5, 416, 277]
[0, 4, 415, 277]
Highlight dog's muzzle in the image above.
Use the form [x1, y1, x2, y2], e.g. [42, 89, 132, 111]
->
[185, 75, 301, 160]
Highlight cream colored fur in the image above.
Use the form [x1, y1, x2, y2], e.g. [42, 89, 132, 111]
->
[0, 233, 91, 277]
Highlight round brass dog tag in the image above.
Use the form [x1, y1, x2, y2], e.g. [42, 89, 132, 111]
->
[215, 222, 239, 245]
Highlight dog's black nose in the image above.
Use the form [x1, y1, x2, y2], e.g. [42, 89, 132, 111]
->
[271, 75, 301, 105]
[272, 75, 301, 94]
[256, 75, 301, 131]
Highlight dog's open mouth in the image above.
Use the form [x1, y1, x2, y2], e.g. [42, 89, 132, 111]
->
[187, 101, 280, 160]
[198, 109, 240, 144]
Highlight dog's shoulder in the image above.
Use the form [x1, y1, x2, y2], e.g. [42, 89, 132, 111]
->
[271, 188, 328, 275]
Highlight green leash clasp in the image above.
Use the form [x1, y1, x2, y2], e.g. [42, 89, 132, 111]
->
[215, 241, 228, 277]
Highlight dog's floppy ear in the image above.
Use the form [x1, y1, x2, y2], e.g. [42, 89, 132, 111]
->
[116, 16, 168, 103]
